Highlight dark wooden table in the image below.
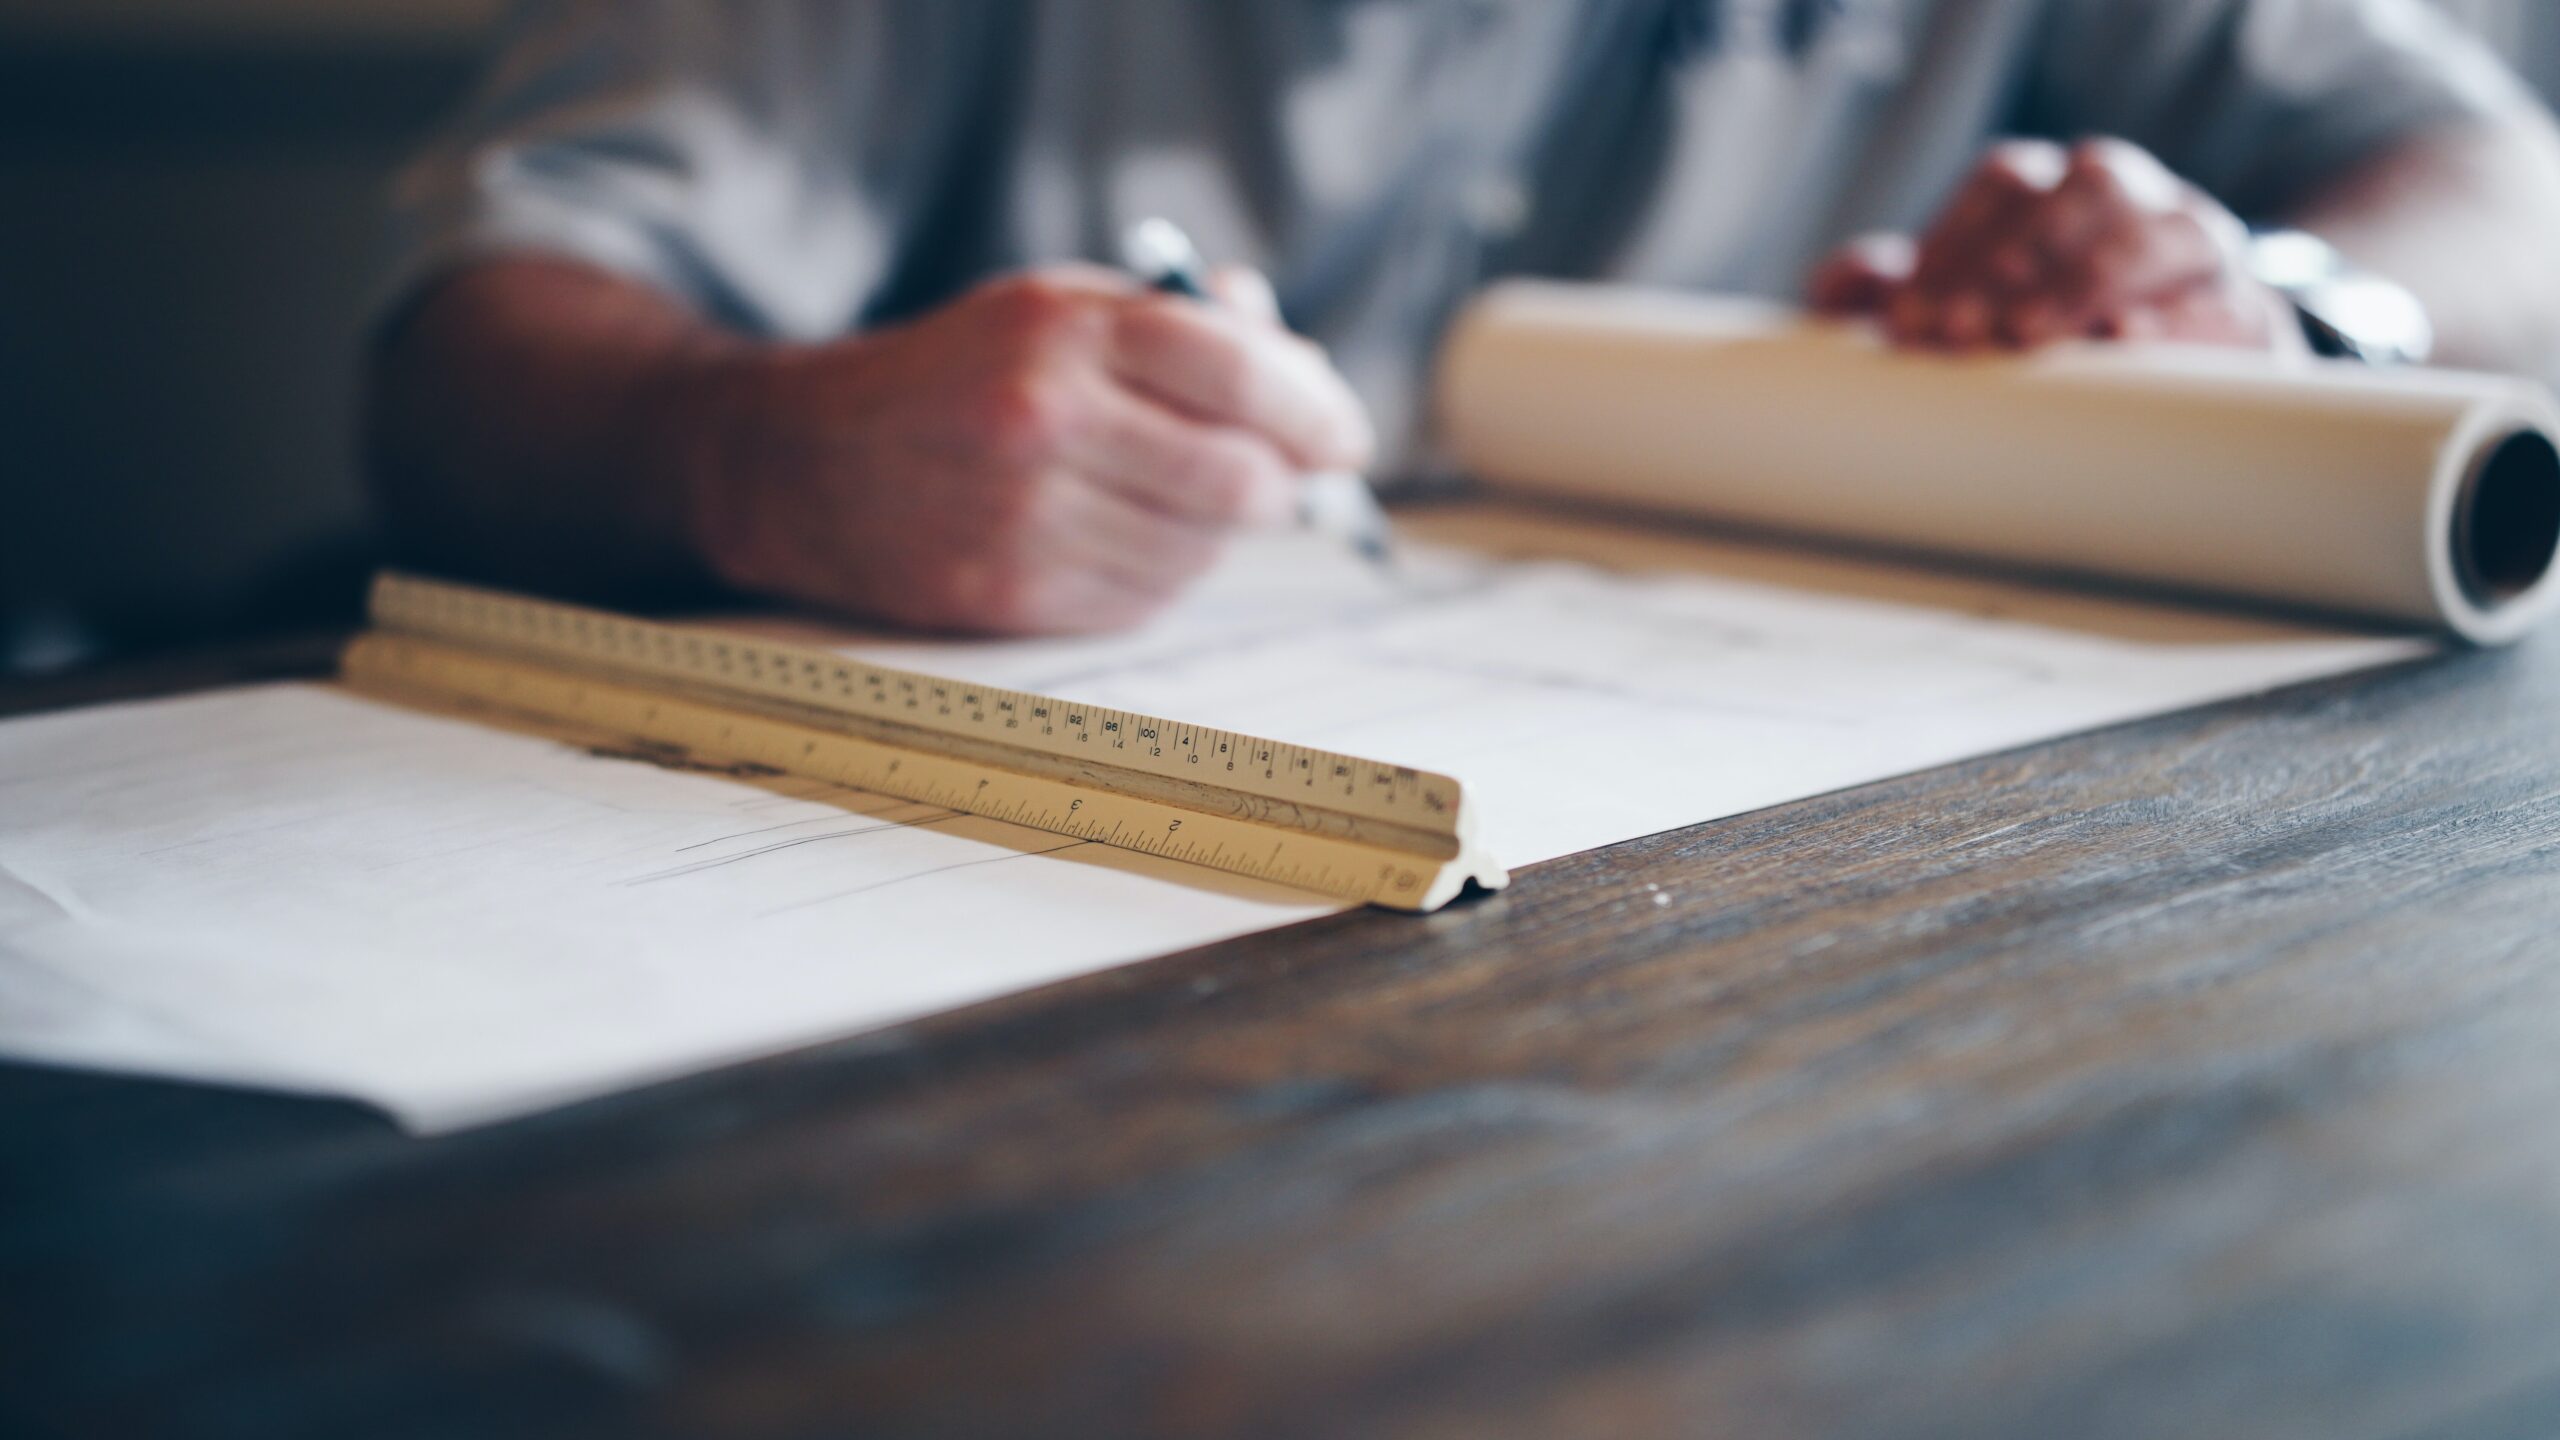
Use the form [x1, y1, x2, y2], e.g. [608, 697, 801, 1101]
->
[8, 624, 2560, 1440]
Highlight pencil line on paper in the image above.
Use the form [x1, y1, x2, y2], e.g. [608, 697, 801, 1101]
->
[759, 840, 1095, 918]
[620, 813, 964, 885]
[671, 797, 938, 852]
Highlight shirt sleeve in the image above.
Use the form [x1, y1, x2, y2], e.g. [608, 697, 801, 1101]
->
[382, 0, 947, 340]
[2014, 0, 2542, 218]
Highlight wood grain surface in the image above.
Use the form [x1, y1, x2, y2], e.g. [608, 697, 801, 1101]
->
[6, 627, 2560, 1439]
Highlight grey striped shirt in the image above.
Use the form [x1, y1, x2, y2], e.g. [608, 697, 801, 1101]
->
[390, 0, 2533, 470]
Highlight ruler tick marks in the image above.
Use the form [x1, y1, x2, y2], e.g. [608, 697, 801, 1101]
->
[345, 573, 1503, 911]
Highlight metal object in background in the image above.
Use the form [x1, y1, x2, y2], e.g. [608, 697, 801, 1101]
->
[2250, 229, 2436, 367]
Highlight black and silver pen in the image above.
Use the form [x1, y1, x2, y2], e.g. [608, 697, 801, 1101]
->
[1119, 217, 1397, 569]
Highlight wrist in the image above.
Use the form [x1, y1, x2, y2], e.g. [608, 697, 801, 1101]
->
[639, 332, 788, 595]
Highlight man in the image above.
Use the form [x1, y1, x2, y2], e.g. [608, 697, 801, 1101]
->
[370, 0, 2560, 634]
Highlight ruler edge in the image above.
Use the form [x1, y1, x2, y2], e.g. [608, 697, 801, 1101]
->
[340, 631, 1502, 912]
[369, 571, 1474, 843]
[348, 574, 1510, 912]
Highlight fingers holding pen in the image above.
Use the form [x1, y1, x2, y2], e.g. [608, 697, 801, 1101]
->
[688, 254, 1387, 636]
[1059, 379, 1300, 529]
[1206, 264, 1284, 326]
[1108, 295, 1376, 471]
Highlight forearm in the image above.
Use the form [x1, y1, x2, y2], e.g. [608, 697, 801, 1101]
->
[365, 257, 745, 604]
[2283, 113, 2560, 380]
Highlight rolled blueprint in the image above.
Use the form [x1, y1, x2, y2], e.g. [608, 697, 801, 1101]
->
[1436, 282, 2560, 643]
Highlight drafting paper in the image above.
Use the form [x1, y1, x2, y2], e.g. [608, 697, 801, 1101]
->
[0, 506, 2421, 1130]
[1440, 284, 2560, 643]
[803, 504, 2427, 872]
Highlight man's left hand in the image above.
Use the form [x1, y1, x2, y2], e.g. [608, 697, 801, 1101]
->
[1809, 137, 2304, 354]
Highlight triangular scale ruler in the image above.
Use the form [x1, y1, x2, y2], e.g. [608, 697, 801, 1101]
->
[341, 572, 1506, 911]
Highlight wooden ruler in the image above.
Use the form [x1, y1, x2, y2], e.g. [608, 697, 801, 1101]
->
[339, 573, 1505, 911]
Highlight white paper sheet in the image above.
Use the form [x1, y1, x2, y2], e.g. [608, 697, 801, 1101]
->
[805, 505, 2428, 869]
[0, 504, 2424, 1129]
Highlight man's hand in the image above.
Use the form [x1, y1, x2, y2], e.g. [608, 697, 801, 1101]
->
[1809, 137, 2302, 354]
[685, 263, 1373, 634]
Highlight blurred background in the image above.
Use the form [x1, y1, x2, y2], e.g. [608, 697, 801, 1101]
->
[0, 0, 2555, 676]
[0, 0, 496, 674]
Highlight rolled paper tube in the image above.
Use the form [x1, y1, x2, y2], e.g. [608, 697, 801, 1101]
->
[1436, 281, 2560, 644]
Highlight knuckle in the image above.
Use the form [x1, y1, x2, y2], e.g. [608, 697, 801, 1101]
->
[1186, 331, 1259, 417]
[2076, 137, 2179, 209]
[2070, 136, 2162, 185]
[1185, 436, 1270, 522]
[979, 274, 1084, 346]
[937, 556, 1038, 633]
[982, 466, 1054, 539]
[975, 569, 1042, 633]
[2179, 202, 2250, 260]
[2154, 206, 2208, 249]
[979, 376, 1071, 461]
[1968, 160, 2024, 196]
[2068, 136, 2134, 171]
[2092, 227, 2146, 271]
[1982, 139, 2065, 191]
[2052, 250, 2105, 301]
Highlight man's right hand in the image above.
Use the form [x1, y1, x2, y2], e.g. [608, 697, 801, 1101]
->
[681, 263, 1374, 635]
